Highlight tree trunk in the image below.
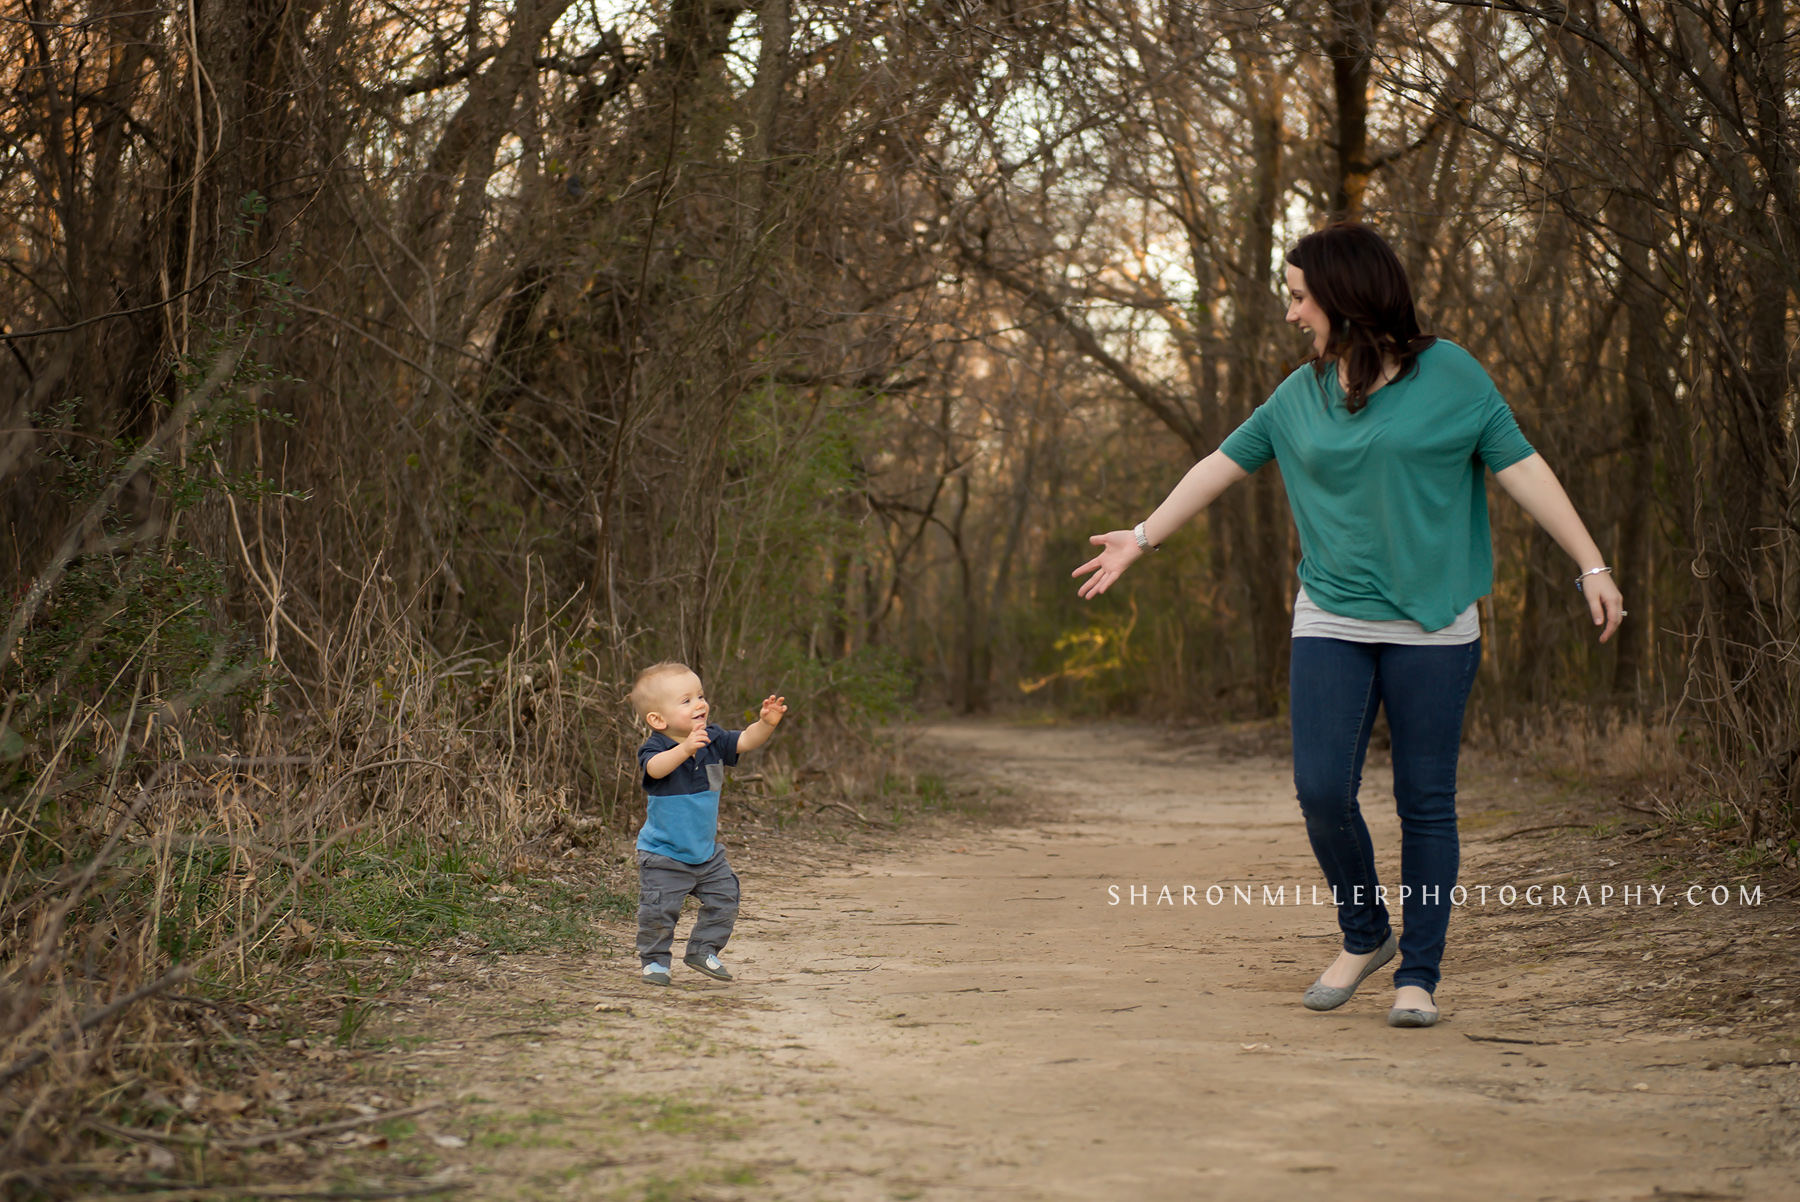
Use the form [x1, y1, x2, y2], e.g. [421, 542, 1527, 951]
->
[1326, 0, 1391, 218]
[1609, 208, 1668, 698]
[1225, 55, 1291, 716]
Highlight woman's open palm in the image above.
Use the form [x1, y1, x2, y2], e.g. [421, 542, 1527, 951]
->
[1072, 531, 1142, 599]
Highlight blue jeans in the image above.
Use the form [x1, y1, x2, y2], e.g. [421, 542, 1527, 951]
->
[1289, 637, 1481, 994]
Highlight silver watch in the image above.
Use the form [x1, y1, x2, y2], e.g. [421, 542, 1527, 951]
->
[1133, 522, 1160, 552]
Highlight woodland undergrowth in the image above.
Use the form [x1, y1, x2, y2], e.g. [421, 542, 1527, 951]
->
[0, 345, 916, 1196]
[6, 0, 1800, 1191]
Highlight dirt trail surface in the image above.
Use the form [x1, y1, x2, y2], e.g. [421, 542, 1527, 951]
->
[362, 722, 1800, 1201]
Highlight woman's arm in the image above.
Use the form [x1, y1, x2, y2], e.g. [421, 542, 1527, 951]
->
[1492, 452, 1625, 643]
[1073, 450, 1249, 599]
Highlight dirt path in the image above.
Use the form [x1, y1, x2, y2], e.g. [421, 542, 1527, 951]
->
[364, 722, 1800, 1201]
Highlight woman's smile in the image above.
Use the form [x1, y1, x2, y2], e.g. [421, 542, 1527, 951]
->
[1284, 263, 1331, 356]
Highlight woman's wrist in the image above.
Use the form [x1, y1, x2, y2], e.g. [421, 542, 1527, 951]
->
[1574, 565, 1613, 593]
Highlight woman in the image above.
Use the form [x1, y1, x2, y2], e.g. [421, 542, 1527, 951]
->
[1073, 222, 1624, 1027]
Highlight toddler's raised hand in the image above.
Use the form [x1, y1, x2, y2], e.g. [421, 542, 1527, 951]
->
[680, 725, 712, 756]
[759, 694, 788, 726]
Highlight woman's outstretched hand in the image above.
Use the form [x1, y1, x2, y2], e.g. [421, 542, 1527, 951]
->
[1072, 531, 1143, 599]
[1071, 455, 1245, 599]
[1583, 571, 1626, 644]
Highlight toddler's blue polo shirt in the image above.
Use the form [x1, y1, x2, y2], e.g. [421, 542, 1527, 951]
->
[636, 725, 741, 864]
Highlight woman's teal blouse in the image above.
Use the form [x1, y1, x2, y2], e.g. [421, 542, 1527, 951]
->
[1218, 340, 1536, 632]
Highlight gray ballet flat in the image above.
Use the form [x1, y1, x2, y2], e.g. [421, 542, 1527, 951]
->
[1302, 931, 1398, 1011]
[1387, 1004, 1439, 1028]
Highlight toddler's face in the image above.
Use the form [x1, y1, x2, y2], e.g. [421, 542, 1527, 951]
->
[648, 670, 708, 737]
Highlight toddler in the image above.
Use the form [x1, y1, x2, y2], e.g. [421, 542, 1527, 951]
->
[630, 662, 786, 985]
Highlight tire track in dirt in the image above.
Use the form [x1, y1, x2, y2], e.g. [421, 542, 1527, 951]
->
[373, 721, 1800, 1201]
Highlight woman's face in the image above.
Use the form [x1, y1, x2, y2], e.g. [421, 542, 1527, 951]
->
[1284, 264, 1330, 356]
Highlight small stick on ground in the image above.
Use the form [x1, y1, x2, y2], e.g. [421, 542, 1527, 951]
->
[814, 799, 880, 826]
[70, 1184, 464, 1202]
[214, 1101, 446, 1149]
[1492, 823, 1588, 841]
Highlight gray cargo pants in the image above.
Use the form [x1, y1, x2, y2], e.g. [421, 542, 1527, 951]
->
[636, 848, 740, 968]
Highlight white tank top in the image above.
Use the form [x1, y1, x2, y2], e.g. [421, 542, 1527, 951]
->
[1291, 585, 1480, 645]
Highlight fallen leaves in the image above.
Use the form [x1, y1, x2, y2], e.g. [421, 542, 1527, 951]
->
[279, 918, 318, 959]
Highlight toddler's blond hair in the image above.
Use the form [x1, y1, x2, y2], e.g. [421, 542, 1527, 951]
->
[630, 661, 695, 722]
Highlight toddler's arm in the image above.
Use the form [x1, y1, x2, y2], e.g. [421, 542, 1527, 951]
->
[645, 726, 711, 779]
[735, 694, 788, 753]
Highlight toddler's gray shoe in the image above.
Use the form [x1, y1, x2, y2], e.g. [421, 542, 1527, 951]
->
[684, 951, 733, 981]
[641, 962, 671, 986]
[1302, 930, 1398, 1011]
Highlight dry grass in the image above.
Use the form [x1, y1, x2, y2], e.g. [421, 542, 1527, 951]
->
[1479, 709, 1689, 787]
[0, 560, 907, 1196]
[1467, 707, 1800, 891]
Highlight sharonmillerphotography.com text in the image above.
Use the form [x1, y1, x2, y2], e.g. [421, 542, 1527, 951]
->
[1106, 882, 1767, 908]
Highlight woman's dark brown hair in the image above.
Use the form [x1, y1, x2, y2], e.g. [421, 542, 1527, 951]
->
[1285, 222, 1436, 414]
